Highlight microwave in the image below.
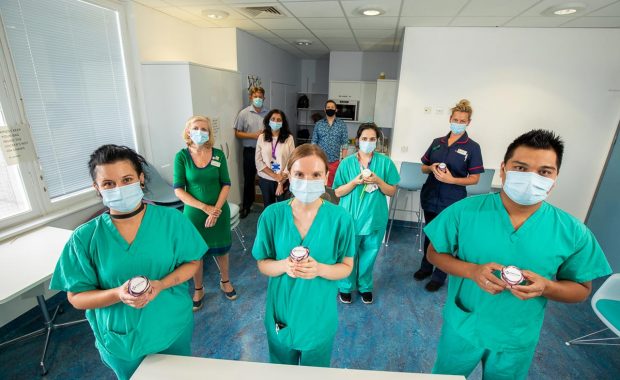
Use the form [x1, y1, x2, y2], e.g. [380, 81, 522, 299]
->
[335, 99, 359, 121]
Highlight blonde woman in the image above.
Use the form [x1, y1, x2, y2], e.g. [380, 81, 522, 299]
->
[174, 116, 237, 309]
[414, 99, 484, 292]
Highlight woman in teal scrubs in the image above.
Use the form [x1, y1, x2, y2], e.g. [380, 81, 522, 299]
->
[50, 145, 206, 380]
[333, 123, 400, 304]
[252, 144, 356, 367]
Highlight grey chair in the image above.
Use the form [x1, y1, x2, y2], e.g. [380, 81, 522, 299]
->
[385, 162, 428, 250]
[466, 168, 496, 196]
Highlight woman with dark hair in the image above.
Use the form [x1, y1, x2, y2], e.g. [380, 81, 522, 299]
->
[50, 144, 206, 380]
[252, 144, 356, 367]
[333, 123, 400, 304]
[255, 109, 295, 207]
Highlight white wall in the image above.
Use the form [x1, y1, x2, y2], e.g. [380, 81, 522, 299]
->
[329, 51, 400, 81]
[392, 27, 620, 221]
[300, 58, 330, 93]
[131, 2, 237, 71]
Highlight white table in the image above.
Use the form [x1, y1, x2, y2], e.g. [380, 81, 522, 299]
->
[0, 226, 87, 375]
[132, 355, 464, 380]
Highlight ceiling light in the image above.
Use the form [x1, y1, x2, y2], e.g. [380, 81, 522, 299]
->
[357, 7, 385, 17]
[542, 3, 586, 17]
[295, 40, 312, 46]
[202, 10, 229, 20]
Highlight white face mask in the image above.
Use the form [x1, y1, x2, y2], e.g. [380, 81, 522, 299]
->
[503, 170, 554, 206]
[100, 182, 144, 212]
[289, 178, 325, 204]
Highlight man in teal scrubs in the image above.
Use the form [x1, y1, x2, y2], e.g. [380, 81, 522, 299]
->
[425, 130, 612, 380]
[333, 123, 400, 304]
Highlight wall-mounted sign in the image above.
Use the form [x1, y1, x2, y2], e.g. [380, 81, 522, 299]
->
[0, 123, 36, 165]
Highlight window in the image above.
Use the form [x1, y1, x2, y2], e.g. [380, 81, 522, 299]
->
[0, 0, 138, 231]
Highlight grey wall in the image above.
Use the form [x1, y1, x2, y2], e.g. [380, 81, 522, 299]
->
[300, 58, 329, 93]
[329, 51, 400, 81]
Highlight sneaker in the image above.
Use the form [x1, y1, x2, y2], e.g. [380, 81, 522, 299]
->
[413, 269, 432, 281]
[425, 280, 443, 292]
[338, 292, 352, 304]
[359, 291, 373, 304]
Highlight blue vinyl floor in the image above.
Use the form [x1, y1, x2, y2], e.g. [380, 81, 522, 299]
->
[0, 208, 618, 379]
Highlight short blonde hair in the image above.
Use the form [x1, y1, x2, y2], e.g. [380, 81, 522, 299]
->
[183, 115, 215, 148]
[450, 99, 473, 121]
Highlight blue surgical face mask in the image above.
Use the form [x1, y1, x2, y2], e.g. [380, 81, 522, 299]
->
[359, 140, 376, 154]
[100, 182, 144, 212]
[450, 122, 467, 135]
[503, 170, 554, 206]
[190, 130, 209, 145]
[289, 178, 325, 204]
[252, 97, 264, 108]
[269, 120, 282, 131]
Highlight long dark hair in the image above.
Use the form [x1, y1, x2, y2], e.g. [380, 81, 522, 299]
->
[263, 109, 291, 144]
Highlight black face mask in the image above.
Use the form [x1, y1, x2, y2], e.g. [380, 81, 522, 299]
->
[325, 109, 336, 117]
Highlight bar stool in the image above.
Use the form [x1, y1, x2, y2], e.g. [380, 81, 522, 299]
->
[385, 162, 427, 250]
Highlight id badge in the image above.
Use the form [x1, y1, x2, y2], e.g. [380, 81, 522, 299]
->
[270, 161, 281, 173]
[365, 183, 378, 193]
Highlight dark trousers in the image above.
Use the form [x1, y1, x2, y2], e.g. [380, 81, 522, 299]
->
[419, 210, 448, 284]
[242, 147, 257, 211]
[258, 177, 286, 208]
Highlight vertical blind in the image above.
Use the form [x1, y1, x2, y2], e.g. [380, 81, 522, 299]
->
[0, 0, 135, 198]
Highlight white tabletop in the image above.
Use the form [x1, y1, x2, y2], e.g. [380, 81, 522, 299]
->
[132, 355, 464, 380]
[0, 226, 73, 304]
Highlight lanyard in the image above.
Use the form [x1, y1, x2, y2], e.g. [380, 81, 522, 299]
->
[356, 152, 373, 170]
[271, 140, 279, 159]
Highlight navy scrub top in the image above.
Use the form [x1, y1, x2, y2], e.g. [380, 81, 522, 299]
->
[420, 132, 484, 213]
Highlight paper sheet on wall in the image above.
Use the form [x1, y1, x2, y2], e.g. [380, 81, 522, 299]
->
[0, 123, 36, 165]
[212, 117, 220, 142]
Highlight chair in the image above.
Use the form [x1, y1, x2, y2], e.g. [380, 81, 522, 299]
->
[466, 168, 496, 196]
[565, 274, 620, 346]
[385, 162, 427, 250]
[142, 163, 184, 210]
[229, 203, 247, 252]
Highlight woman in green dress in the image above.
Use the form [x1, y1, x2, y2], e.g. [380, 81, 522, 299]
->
[252, 144, 356, 367]
[174, 115, 236, 309]
[50, 145, 206, 380]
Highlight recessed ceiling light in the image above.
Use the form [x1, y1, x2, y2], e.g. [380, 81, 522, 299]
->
[357, 7, 385, 17]
[542, 3, 586, 17]
[295, 40, 312, 46]
[202, 10, 229, 20]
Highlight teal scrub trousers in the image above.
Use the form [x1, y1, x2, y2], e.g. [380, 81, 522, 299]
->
[98, 321, 193, 380]
[266, 323, 334, 367]
[432, 322, 536, 380]
[339, 229, 384, 293]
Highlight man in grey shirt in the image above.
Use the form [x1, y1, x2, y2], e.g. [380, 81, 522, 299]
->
[234, 86, 268, 218]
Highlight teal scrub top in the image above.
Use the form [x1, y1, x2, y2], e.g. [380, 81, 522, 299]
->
[50, 205, 207, 361]
[424, 193, 611, 352]
[333, 153, 400, 235]
[252, 200, 356, 350]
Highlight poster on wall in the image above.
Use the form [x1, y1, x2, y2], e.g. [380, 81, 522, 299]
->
[0, 123, 36, 165]
[247, 75, 262, 91]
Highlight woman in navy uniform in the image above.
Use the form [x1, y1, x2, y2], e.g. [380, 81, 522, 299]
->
[413, 99, 484, 291]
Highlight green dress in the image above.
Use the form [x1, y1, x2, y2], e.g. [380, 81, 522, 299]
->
[252, 200, 356, 353]
[173, 148, 232, 254]
[50, 205, 207, 362]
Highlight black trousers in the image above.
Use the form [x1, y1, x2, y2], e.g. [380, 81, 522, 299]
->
[418, 210, 448, 284]
[258, 177, 286, 208]
[242, 147, 257, 211]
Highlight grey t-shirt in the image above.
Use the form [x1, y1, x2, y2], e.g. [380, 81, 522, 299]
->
[233, 105, 268, 148]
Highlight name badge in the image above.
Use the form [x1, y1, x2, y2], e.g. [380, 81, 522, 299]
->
[270, 161, 281, 173]
[365, 183, 379, 193]
[211, 161, 221, 167]
[456, 149, 468, 156]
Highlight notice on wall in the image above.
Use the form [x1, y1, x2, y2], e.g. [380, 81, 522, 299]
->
[0, 124, 36, 165]
[212, 117, 220, 142]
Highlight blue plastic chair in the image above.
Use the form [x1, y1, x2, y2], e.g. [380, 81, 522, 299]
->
[385, 162, 428, 250]
[467, 168, 496, 196]
[566, 273, 620, 346]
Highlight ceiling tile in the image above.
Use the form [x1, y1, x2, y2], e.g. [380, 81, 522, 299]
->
[271, 29, 315, 39]
[134, 0, 171, 7]
[340, 0, 402, 17]
[561, 16, 620, 27]
[162, 0, 223, 5]
[398, 17, 453, 27]
[348, 17, 398, 29]
[400, 0, 469, 17]
[311, 29, 354, 38]
[157, 7, 204, 20]
[299, 17, 350, 29]
[248, 29, 278, 38]
[459, 0, 539, 17]
[210, 19, 264, 29]
[450, 16, 512, 26]
[179, 6, 248, 20]
[188, 19, 217, 27]
[253, 18, 304, 29]
[504, 16, 576, 27]
[353, 29, 396, 39]
[280, 1, 344, 18]
[520, 0, 617, 17]
[589, 1, 620, 17]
